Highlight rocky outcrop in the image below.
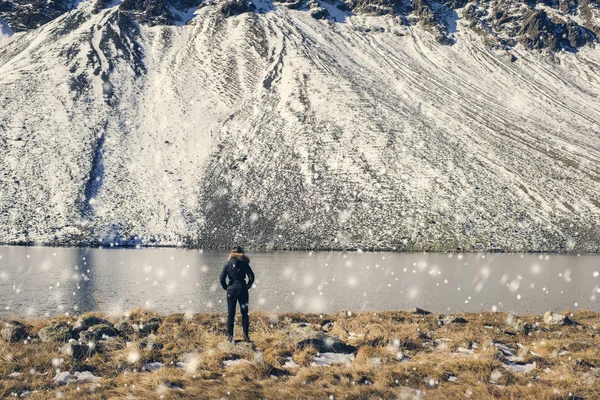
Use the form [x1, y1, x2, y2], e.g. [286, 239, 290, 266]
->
[308, 0, 329, 19]
[1, 0, 598, 51]
[216, 0, 256, 17]
[118, 0, 204, 25]
[0, 0, 77, 32]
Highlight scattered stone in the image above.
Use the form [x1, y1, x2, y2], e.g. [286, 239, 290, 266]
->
[503, 362, 536, 374]
[321, 322, 334, 332]
[311, 352, 354, 367]
[412, 308, 431, 315]
[1, 321, 28, 342]
[39, 323, 72, 342]
[581, 368, 600, 386]
[511, 319, 533, 335]
[489, 369, 503, 383]
[441, 315, 468, 325]
[347, 332, 363, 341]
[74, 371, 101, 382]
[575, 359, 597, 369]
[495, 343, 523, 362]
[53, 371, 77, 386]
[448, 376, 458, 382]
[543, 312, 570, 326]
[61, 342, 91, 361]
[283, 356, 299, 368]
[456, 347, 475, 355]
[144, 362, 164, 372]
[74, 315, 111, 333]
[223, 359, 252, 368]
[297, 335, 357, 354]
[8, 372, 21, 378]
[19, 391, 32, 398]
[516, 344, 529, 358]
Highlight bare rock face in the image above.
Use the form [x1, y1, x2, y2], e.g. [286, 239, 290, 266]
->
[118, 0, 204, 25]
[0, 0, 77, 32]
[0, 0, 597, 52]
[217, 0, 256, 17]
[274, 0, 303, 9]
[308, 0, 329, 19]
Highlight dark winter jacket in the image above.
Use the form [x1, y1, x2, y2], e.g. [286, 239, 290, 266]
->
[219, 253, 255, 290]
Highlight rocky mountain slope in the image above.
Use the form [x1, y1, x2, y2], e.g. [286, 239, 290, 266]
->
[0, 0, 599, 251]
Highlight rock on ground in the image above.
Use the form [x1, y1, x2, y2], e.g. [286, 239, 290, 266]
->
[74, 315, 111, 333]
[1, 321, 28, 342]
[543, 312, 570, 326]
[311, 352, 355, 367]
[38, 323, 72, 342]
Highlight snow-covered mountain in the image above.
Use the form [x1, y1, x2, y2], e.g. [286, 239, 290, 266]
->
[1, 0, 599, 252]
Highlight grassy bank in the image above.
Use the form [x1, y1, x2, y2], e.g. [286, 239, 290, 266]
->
[1, 309, 599, 399]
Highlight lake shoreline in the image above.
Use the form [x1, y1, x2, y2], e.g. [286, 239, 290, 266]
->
[2, 309, 599, 399]
[1, 242, 599, 255]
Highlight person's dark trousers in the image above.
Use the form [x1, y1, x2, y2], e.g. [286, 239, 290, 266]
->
[226, 284, 249, 338]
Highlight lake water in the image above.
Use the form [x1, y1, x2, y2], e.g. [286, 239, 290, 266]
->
[0, 246, 598, 318]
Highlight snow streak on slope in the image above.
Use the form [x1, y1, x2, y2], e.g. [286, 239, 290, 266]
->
[0, 2, 599, 251]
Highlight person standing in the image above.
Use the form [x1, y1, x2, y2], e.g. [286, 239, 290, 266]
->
[219, 245, 255, 343]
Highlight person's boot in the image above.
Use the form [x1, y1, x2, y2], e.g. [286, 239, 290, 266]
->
[227, 335, 234, 344]
[243, 334, 251, 343]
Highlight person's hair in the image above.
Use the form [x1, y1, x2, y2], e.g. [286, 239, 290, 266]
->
[231, 245, 244, 254]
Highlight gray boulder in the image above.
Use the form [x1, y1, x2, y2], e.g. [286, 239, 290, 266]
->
[543, 312, 570, 326]
[38, 323, 73, 342]
[1, 321, 28, 342]
[73, 315, 111, 333]
[79, 324, 118, 342]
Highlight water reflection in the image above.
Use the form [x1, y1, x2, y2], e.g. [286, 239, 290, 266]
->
[73, 248, 99, 314]
[0, 246, 598, 318]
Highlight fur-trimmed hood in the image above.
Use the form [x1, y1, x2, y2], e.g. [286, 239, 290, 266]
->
[228, 252, 250, 263]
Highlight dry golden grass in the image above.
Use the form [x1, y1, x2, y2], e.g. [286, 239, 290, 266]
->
[1, 309, 599, 399]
